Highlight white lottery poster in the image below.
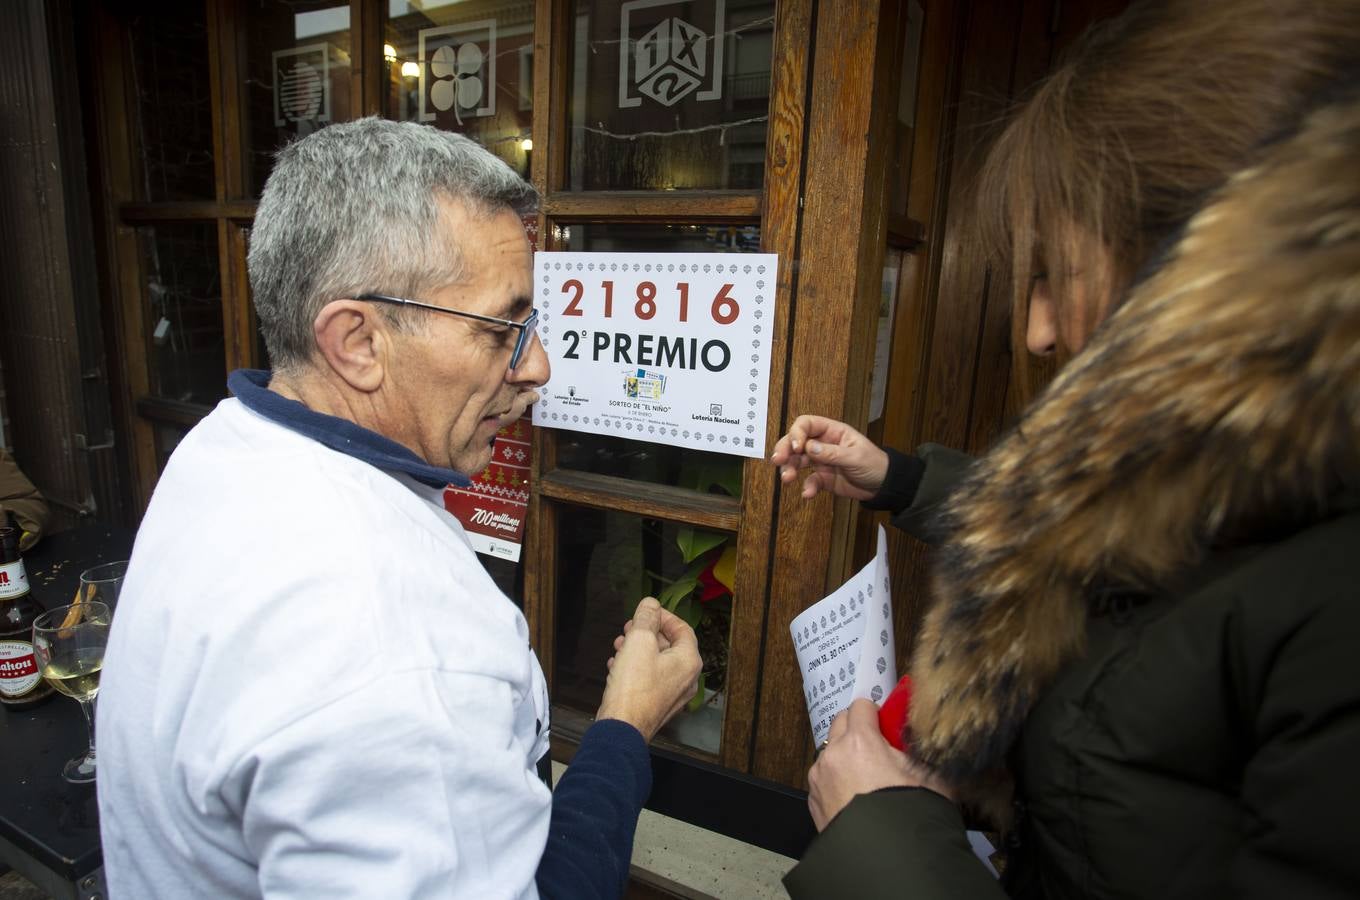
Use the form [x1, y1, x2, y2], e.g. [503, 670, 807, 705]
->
[533, 252, 777, 459]
[790, 526, 897, 747]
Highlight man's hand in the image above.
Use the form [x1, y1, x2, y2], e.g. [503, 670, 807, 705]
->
[808, 700, 955, 831]
[770, 415, 890, 502]
[597, 598, 702, 743]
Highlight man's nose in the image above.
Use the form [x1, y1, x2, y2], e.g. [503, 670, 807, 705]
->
[509, 332, 550, 386]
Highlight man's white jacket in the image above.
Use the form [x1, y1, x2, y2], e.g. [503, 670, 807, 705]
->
[98, 395, 557, 898]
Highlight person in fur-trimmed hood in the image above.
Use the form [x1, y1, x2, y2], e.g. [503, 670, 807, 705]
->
[771, 1, 1360, 897]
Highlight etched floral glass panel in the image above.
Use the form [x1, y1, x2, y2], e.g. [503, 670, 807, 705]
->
[567, 0, 776, 190]
[385, 0, 535, 179]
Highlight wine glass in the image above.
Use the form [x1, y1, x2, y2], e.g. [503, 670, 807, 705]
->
[32, 601, 111, 784]
[78, 560, 128, 613]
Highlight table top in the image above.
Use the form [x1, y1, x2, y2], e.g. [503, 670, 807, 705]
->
[0, 524, 134, 880]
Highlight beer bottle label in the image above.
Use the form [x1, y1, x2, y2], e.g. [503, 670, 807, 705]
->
[0, 640, 42, 697]
[0, 560, 28, 599]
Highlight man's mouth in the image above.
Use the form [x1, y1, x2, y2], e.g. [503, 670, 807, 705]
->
[482, 411, 505, 447]
[481, 390, 541, 435]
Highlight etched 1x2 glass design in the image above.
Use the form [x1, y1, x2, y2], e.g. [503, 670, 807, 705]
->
[567, 0, 776, 190]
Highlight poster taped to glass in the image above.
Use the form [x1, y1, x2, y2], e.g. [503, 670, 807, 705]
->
[533, 252, 776, 459]
[443, 415, 530, 561]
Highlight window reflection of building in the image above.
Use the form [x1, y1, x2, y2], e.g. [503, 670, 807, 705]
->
[244, 2, 353, 196]
[138, 226, 226, 409]
[123, 7, 227, 415]
[127, 8, 215, 202]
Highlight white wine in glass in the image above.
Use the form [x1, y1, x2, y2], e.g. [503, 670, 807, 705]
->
[32, 600, 111, 784]
[42, 649, 103, 702]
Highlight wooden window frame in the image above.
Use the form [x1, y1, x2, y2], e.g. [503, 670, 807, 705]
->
[524, 0, 806, 773]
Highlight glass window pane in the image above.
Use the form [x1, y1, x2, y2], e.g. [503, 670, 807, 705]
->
[555, 506, 733, 755]
[550, 222, 758, 491]
[125, 4, 215, 201]
[889, 0, 925, 215]
[239, 227, 272, 370]
[559, 221, 761, 253]
[483, 555, 522, 610]
[153, 423, 191, 473]
[385, 0, 535, 180]
[556, 431, 742, 495]
[243, 1, 353, 196]
[137, 225, 226, 406]
[868, 249, 902, 423]
[567, 0, 775, 190]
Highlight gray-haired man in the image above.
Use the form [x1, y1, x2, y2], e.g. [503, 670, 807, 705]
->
[98, 118, 700, 899]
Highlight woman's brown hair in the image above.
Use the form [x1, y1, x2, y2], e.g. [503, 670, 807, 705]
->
[975, 0, 1360, 350]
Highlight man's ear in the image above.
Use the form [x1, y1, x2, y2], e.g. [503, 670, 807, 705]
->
[312, 299, 388, 393]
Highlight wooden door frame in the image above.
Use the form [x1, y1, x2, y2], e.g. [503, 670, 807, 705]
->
[748, 0, 912, 787]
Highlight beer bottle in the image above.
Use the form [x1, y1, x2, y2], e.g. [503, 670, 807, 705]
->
[0, 525, 53, 708]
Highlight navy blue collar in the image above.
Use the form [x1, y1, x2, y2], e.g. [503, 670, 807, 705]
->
[227, 369, 470, 489]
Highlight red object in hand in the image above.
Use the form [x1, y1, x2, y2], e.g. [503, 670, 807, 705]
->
[877, 674, 913, 751]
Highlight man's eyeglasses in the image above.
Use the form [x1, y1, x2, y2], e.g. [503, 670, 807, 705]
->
[358, 292, 540, 371]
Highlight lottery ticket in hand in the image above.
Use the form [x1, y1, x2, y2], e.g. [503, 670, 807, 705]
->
[789, 526, 896, 746]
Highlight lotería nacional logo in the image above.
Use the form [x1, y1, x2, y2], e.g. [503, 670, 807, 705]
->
[618, 0, 726, 109]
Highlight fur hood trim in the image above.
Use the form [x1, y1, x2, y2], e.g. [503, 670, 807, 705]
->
[907, 92, 1360, 824]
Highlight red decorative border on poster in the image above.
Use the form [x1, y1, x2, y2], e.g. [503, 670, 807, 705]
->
[443, 415, 531, 562]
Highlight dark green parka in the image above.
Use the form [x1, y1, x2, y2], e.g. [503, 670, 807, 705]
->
[787, 90, 1360, 899]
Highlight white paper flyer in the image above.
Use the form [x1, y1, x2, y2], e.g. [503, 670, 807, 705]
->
[789, 525, 897, 747]
[788, 525, 1001, 878]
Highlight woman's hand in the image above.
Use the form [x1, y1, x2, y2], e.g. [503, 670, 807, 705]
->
[770, 415, 890, 502]
[808, 700, 955, 831]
